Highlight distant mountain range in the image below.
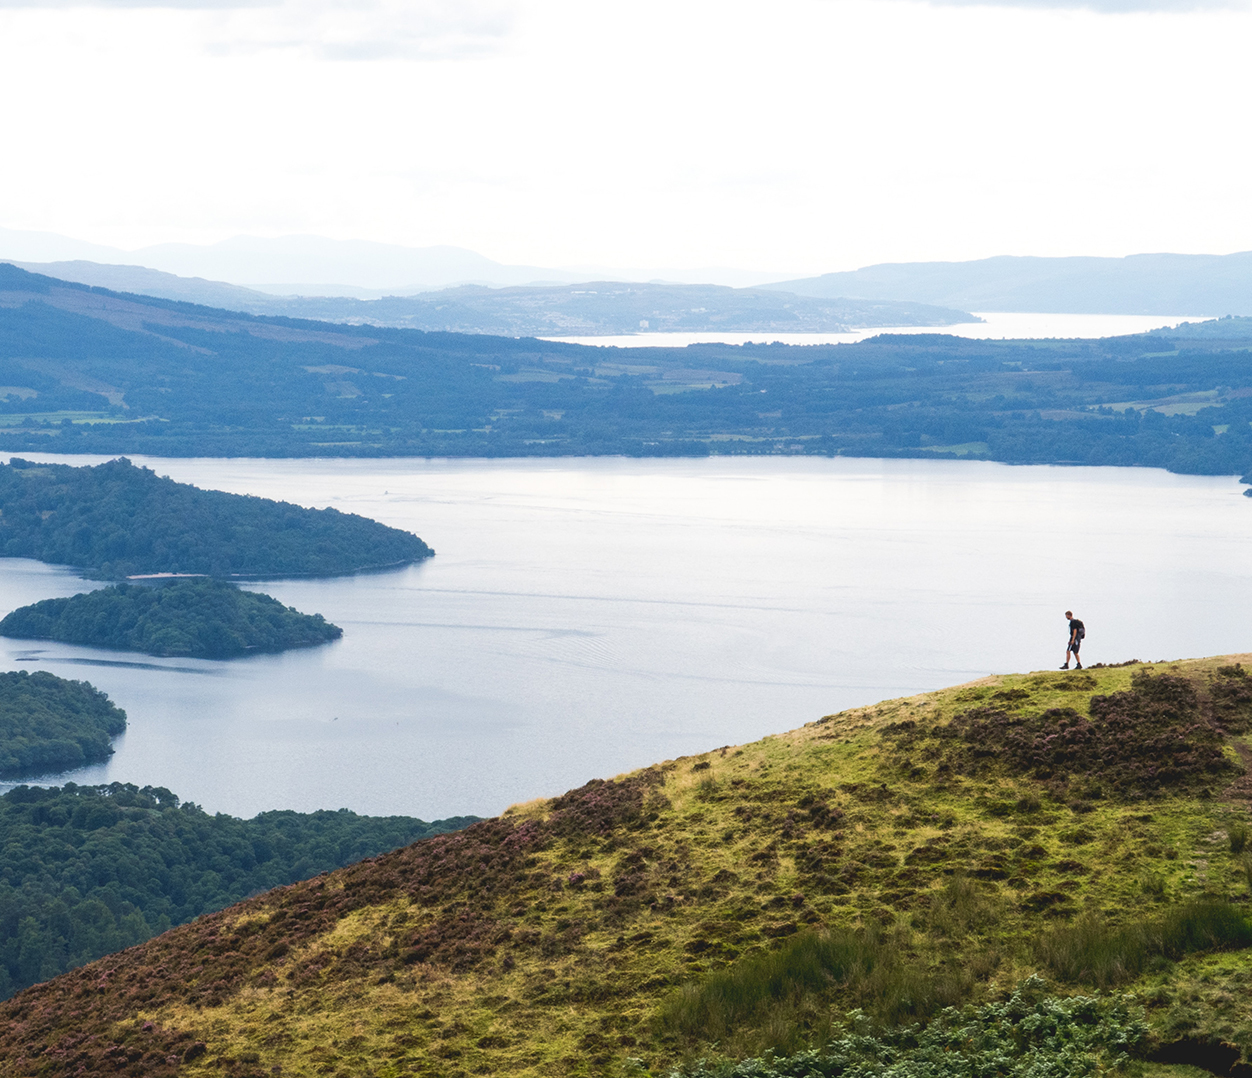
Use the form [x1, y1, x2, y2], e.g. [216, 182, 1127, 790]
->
[0, 227, 787, 294]
[765, 252, 1252, 316]
[5, 226, 1252, 317]
[4, 261, 974, 335]
[7, 260, 276, 311]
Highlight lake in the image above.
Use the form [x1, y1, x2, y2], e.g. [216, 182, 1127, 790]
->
[543, 311, 1209, 348]
[0, 454, 1248, 821]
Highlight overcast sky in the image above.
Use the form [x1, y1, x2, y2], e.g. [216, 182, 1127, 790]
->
[0, 0, 1249, 275]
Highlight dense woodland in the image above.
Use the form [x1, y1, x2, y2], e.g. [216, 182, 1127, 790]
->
[0, 579, 342, 659]
[1, 264, 1251, 486]
[0, 456, 432, 578]
[0, 781, 477, 999]
[0, 670, 126, 778]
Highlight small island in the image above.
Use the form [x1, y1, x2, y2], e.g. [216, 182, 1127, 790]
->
[0, 578, 343, 659]
[0, 669, 127, 777]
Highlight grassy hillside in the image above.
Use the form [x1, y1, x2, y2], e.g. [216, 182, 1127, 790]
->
[2, 656, 1251, 1077]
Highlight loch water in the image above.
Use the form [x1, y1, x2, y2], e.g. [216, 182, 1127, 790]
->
[0, 454, 1248, 820]
[543, 311, 1208, 348]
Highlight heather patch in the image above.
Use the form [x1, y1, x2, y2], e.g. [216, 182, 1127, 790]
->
[549, 770, 667, 838]
[934, 673, 1239, 799]
[1211, 663, 1252, 734]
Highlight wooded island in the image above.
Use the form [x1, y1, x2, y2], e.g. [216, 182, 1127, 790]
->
[0, 578, 343, 659]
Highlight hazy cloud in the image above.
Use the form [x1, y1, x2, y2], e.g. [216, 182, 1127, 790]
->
[927, 0, 1249, 11]
[217, 2, 515, 60]
[0, 1, 278, 6]
[0, 0, 516, 60]
[0, 1, 277, 7]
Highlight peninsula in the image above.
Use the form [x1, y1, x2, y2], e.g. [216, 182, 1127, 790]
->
[0, 456, 432, 578]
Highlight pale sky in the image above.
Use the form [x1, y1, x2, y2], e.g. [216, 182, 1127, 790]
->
[1, 0, 1249, 275]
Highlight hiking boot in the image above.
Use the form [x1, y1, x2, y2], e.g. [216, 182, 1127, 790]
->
[1075, 662, 1083, 669]
[1060, 664, 1069, 669]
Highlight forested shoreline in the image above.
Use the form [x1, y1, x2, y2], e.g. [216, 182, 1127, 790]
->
[0, 264, 1250, 486]
[0, 670, 126, 778]
[0, 456, 432, 578]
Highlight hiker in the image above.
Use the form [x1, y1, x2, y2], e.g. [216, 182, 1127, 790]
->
[1061, 611, 1085, 670]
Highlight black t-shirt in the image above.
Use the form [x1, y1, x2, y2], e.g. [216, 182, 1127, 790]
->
[1069, 618, 1084, 638]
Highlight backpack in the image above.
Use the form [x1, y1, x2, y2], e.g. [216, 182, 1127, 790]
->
[1074, 620, 1085, 640]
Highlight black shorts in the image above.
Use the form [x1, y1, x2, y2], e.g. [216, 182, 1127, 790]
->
[1068, 637, 1081, 653]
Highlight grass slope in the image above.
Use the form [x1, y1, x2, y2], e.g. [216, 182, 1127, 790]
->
[0, 579, 343, 658]
[1, 656, 1251, 1077]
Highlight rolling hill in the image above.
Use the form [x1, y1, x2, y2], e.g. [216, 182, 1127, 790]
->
[1, 655, 1249, 1076]
[1, 262, 1252, 484]
[765, 252, 1252, 316]
[8, 262, 974, 335]
[0, 230, 581, 294]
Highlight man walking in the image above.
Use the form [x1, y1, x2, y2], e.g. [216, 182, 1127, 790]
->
[1061, 610, 1084, 669]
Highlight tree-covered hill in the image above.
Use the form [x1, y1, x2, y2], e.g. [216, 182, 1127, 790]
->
[0, 670, 125, 778]
[1, 262, 1251, 486]
[0, 656, 1249, 1076]
[0, 781, 478, 1000]
[10, 260, 978, 333]
[0, 579, 342, 658]
[167, 280, 977, 336]
[0, 456, 432, 578]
